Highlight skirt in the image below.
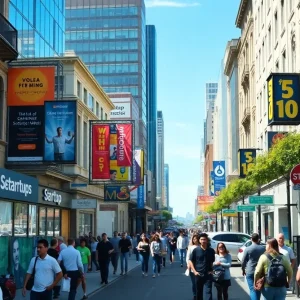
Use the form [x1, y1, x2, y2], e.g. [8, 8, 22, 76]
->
[215, 279, 231, 288]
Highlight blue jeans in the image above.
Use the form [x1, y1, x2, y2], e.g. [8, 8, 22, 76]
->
[139, 253, 149, 273]
[30, 290, 52, 300]
[190, 271, 196, 296]
[179, 249, 186, 265]
[152, 254, 161, 274]
[262, 286, 286, 300]
[246, 274, 262, 300]
[120, 252, 129, 273]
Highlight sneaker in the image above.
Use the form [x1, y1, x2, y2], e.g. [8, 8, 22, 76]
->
[152, 275, 156, 278]
[142, 272, 145, 276]
[81, 296, 88, 300]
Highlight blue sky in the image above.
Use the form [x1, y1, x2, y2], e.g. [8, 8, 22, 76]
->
[146, 0, 241, 218]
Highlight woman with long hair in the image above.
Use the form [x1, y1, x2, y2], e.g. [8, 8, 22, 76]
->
[213, 242, 232, 300]
[254, 238, 293, 300]
[168, 232, 177, 264]
[186, 234, 200, 299]
[150, 234, 162, 278]
[137, 233, 150, 276]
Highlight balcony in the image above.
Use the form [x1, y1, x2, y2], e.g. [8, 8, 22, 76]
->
[0, 13, 18, 61]
[241, 107, 251, 127]
[241, 64, 249, 88]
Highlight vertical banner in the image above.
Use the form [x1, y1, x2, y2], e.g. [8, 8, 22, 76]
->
[210, 171, 215, 196]
[137, 185, 144, 209]
[91, 125, 110, 180]
[44, 101, 77, 163]
[213, 161, 226, 196]
[133, 149, 143, 185]
[238, 149, 256, 178]
[116, 123, 133, 166]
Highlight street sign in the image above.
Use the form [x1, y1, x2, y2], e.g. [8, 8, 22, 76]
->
[293, 184, 300, 190]
[222, 209, 238, 217]
[249, 195, 274, 205]
[237, 205, 256, 212]
[291, 164, 300, 185]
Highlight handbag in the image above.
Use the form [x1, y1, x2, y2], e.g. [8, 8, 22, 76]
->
[212, 268, 225, 283]
[26, 256, 38, 290]
[254, 277, 265, 291]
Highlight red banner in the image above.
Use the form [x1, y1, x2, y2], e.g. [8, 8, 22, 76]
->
[116, 123, 132, 167]
[91, 125, 110, 179]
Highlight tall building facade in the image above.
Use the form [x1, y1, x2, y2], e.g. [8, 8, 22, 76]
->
[65, 0, 147, 150]
[146, 25, 157, 209]
[157, 111, 164, 209]
[205, 82, 218, 111]
[9, 0, 65, 57]
[164, 164, 169, 210]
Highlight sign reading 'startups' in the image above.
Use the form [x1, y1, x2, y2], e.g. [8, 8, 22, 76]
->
[238, 149, 256, 178]
[8, 67, 55, 106]
[267, 73, 300, 125]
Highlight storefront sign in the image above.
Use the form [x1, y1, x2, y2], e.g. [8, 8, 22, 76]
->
[104, 185, 130, 201]
[249, 195, 274, 205]
[72, 199, 97, 209]
[237, 205, 256, 212]
[42, 188, 62, 205]
[222, 209, 238, 217]
[0, 168, 38, 202]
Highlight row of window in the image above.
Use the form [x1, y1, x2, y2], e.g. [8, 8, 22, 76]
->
[88, 63, 139, 74]
[66, 6, 139, 18]
[95, 75, 139, 86]
[80, 52, 139, 64]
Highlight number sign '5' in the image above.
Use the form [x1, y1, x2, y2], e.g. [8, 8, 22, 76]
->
[267, 73, 300, 125]
[238, 149, 256, 178]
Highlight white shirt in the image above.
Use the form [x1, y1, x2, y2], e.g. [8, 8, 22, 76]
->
[177, 236, 188, 250]
[186, 245, 198, 264]
[27, 255, 61, 292]
[58, 246, 83, 272]
[280, 245, 295, 262]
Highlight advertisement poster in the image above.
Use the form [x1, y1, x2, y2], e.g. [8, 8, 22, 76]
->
[8, 67, 55, 106]
[137, 185, 144, 209]
[91, 124, 110, 180]
[133, 149, 144, 185]
[197, 196, 215, 212]
[116, 123, 133, 166]
[110, 102, 131, 119]
[0, 237, 9, 276]
[7, 106, 44, 162]
[104, 185, 130, 201]
[267, 132, 287, 150]
[44, 101, 77, 163]
[213, 161, 226, 196]
[11, 238, 33, 288]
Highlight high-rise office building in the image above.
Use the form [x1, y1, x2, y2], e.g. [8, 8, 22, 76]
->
[164, 164, 169, 210]
[205, 82, 218, 111]
[157, 111, 164, 209]
[8, 0, 65, 57]
[65, 0, 147, 150]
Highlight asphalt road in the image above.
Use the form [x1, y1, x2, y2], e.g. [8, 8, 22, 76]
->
[89, 261, 250, 300]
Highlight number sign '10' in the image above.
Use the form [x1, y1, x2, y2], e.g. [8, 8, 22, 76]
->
[267, 73, 300, 125]
[238, 149, 256, 178]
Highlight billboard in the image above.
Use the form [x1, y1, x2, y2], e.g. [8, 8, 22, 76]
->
[7, 106, 44, 162]
[8, 67, 55, 106]
[104, 185, 130, 201]
[267, 73, 300, 125]
[267, 131, 287, 150]
[90, 121, 134, 184]
[133, 148, 144, 185]
[44, 101, 77, 163]
[213, 161, 226, 196]
[197, 196, 215, 212]
[238, 149, 256, 178]
[110, 102, 131, 119]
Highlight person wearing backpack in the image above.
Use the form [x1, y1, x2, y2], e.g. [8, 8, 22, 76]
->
[254, 238, 293, 300]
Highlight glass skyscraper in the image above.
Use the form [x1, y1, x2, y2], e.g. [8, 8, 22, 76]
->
[9, 0, 65, 58]
[65, 0, 147, 148]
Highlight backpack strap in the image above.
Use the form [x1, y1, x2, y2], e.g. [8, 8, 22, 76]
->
[265, 253, 273, 261]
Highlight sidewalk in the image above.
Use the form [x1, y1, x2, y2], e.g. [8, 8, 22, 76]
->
[17, 255, 140, 299]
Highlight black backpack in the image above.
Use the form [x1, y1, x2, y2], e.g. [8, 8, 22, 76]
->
[265, 253, 287, 287]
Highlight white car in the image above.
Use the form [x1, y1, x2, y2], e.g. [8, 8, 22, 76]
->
[206, 231, 251, 260]
[237, 239, 266, 263]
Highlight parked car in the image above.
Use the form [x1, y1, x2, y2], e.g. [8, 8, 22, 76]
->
[237, 239, 266, 263]
[206, 231, 251, 260]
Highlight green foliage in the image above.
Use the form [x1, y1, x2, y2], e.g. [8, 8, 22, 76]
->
[194, 215, 204, 224]
[161, 210, 172, 221]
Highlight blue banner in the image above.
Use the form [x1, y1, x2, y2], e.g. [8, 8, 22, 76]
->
[210, 171, 215, 196]
[238, 149, 256, 178]
[137, 185, 144, 209]
[104, 185, 130, 201]
[213, 161, 226, 196]
[44, 101, 77, 163]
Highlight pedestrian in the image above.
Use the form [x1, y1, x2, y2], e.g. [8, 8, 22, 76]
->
[186, 234, 200, 299]
[177, 230, 189, 267]
[254, 238, 293, 300]
[150, 234, 162, 278]
[76, 239, 91, 299]
[119, 232, 132, 275]
[241, 233, 265, 300]
[110, 231, 121, 275]
[56, 236, 67, 252]
[189, 232, 215, 300]
[58, 238, 84, 300]
[132, 234, 139, 263]
[213, 242, 232, 300]
[90, 237, 100, 271]
[137, 233, 150, 276]
[277, 233, 296, 268]
[168, 232, 177, 264]
[126, 232, 133, 257]
[96, 233, 114, 285]
[22, 239, 63, 300]
[159, 231, 168, 267]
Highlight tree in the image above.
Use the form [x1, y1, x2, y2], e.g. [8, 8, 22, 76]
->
[161, 210, 172, 221]
[194, 215, 204, 224]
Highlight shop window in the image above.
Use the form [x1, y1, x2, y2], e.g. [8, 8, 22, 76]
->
[47, 208, 54, 236]
[78, 213, 92, 236]
[14, 203, 28, 236]
[39, 207, 46, 236]
[54, 209, 61, 236]
[28, 205, 37, 236]
[0, 201, 12, 236]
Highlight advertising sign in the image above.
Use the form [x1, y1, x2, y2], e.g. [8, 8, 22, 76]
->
[267, 73, 300, 125]
[44, 101, 77, 163]
[72, 199, 97, 209]
[197, 196, 215, 212]
[238, 149, 256, 178]
[8, 67, 55, 106]
[116, 123, 133, 167]
[137, 185, 144, 209]
[104, 185, 130, 201]
[133, 149, 144, 185]
[213, 161, 226, 196]
[110, 102, 131, 119]
[222, 209, 238, 217]
[210, 171, 215, 196]
[267, 131, 287, 150]
[7, 106, 44, 162]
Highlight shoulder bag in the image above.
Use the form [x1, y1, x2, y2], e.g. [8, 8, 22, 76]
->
[26, 256, 38, 290]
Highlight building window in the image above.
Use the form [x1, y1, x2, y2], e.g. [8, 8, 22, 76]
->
[14, 203, 28, 236]
[47, 208, 54, 236]
[77, 80, 81, 98]
[55, 76, 64, 94]
[101, 107, 103, 120]
[54, 209, 61, 236]
[88, 94, 94, 111]
[28, 205, 37, 236]
[0, 201, 12, 235]
[78, 213, 92, 236]
[84, 88, 88, 105]
[105, 113, 107, 120]
[96, 102, 100, 118]
[39, 207, 46, 236]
